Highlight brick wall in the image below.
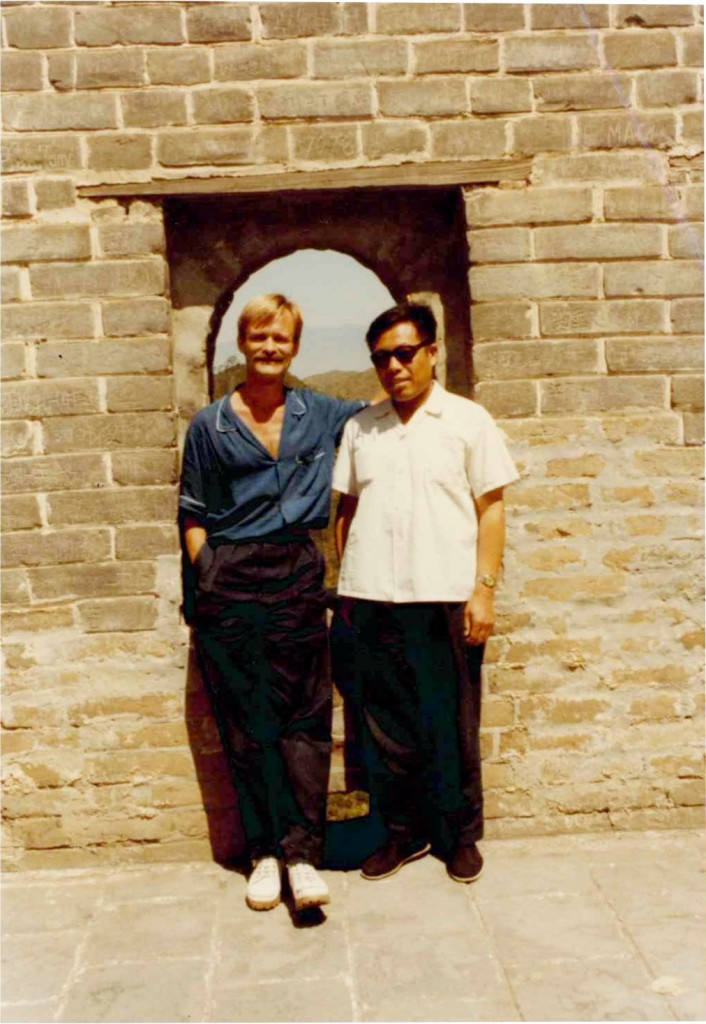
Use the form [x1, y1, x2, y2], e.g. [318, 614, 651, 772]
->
[1, 2, 704, 869]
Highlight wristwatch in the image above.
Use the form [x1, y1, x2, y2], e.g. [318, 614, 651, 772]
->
[477, 574, 496, 589]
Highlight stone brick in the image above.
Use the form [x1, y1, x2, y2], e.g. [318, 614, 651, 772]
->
[577, 111, 677, 150]
[600, 412, 682, 444]
[1, 52, 43, 91]
[671, 298, 704, 334]
[376, 4, 461, 34]
[414, 38, 497, 74]
[260, 2, 342, 38]
[534, 224, 663, 260]
[31, 260, 165, 299]
[98, 223, 165, 258]
[74, 50, 146, 89]
[111, 450, 179, 486]
[1, 225, 91, 264]
[42, 412, 175, 454]
[378, 79, 467, 117]
[505, 34, 600, 72]
[361, 122, 427, 160]
[121, 90, 188, 128]
[506, 481, 591, 509]
[1, 180, 31, 219]
[607, 337, 703, 373]
[2, 528, 112, 568]
[471, 301, 534, 340]
[522, 575, 625, 601]
[511, 116, 573, 155]
[464, 4, 525, 31]
[4, 607, 76, 636]
[101, 299, 170, 337]
[196, 87, 259, 128]
[3, 454, 107, 494]
[613, 6, 695, 28]
[604, 261, 703, 298]
[470, 78, 531, 114]
[106, 376, 173, 412]
[86, 133, 153, 172]
[78, 597, 158, 633]
[471, 263, 599, 301]
[292, 125, 359, 163]
[48, 486, 177, 527]
[672, 375, 704, 411]
[2, 135, 82, 173]
[186, 3, 251, 42]
[534, 152, 663, 183]
[533, 73, 633, 111]
[156, 128, 257, 166]
[258, 82, 373, 119]
[529, 4, 609, 28]
[468, 228, 531, 263]
[4, 94, 118, 132]
[1, 344, 26, 381]
[466, 186, 593, 227]
[683, 412, 705, 445]
[1, 568, 31, 606]
[1, 266, 22, 302]
[2, 495, 42, 532]
[681, 110, 704, 148]
[74, 5, 185, 45]
[314, 39, 408, 78]
[636, 70, 699, 108]
[29, 562, 156, 602]
[342, 3, 368, 35]
[681, 26, 704, 66]
[474, 380, 538, 418]
[604, 30, 677, 68]
[3, 5, 71, 47]
[683, 186, 704, 221]
[544, 455, 606, 479]
[604, 185, 696, 221]
[115, 524, 179, 560]
[474, 339, 601, 381]
[147, 46, 211, 85]
[1, 379, 100, 420]
[540, 300, 666, 336]
[37, 338, 170, 378]
[214, 42, 306, 80]
[431, 120, 506, 159]
[34, 178, 75, 210]
[635, 448, 704, 477]
[541, 376, 668, 413]
[1, 420, 34, 457]
[45, 52, 74, 91]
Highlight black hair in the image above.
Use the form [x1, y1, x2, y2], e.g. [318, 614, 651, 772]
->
[365, 303, 437, 351]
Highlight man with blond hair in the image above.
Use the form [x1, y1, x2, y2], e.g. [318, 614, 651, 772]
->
[179, 294, 365, 912]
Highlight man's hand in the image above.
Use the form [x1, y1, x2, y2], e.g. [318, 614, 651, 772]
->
[464, 586, 495, 646]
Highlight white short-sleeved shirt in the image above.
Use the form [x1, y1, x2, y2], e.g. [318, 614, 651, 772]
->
[332, 382, 519, 603]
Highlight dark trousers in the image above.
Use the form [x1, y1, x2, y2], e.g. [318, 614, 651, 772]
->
[353, 600, 484, 856]
[193, 537, 332, 866]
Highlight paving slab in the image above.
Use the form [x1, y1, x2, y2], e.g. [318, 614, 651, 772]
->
[1, 829, 704, 1022]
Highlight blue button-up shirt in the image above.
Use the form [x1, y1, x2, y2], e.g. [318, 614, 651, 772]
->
[179, 388, 365, 543]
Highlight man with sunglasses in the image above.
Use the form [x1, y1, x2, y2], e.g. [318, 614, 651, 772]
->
[333, 303, 518, 884]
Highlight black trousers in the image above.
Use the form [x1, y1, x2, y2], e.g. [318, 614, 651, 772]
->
[352, 600, 484, 856]
[193, 536, 332, 866]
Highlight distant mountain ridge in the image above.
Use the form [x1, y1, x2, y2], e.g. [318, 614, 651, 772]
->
[212, 365, 377, 402]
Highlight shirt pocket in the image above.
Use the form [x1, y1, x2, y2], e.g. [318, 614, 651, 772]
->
[421, 434, 467, 489]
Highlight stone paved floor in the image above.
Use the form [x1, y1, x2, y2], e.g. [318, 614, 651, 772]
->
[2, 829, 704, 1022]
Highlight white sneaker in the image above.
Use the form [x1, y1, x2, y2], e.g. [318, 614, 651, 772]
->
[288, 862, 330, 911]
[246, 857, 282, 911]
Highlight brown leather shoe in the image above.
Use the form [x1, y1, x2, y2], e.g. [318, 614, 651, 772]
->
[361, 838, 431, 880]
[446, 844, 483, 883]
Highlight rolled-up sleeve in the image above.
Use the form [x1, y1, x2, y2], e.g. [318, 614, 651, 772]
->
[466, 413, 519, 499]
[179, 420, 208, 522]
[332, 418, 358, 497]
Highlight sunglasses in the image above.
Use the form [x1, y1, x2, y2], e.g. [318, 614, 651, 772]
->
[370, 340, 431, 370]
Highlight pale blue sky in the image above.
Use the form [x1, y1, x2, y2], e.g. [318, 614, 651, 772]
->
[214, 249, 394, 378]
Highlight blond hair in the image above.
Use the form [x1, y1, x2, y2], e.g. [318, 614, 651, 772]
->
[237, 293, 303, 345]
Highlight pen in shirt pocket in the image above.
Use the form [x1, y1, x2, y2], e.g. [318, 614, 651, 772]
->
[295, 450, 326, 466]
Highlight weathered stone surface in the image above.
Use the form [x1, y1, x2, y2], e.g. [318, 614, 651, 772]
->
[471, 78, 531, 114]
[541, 376, 668, 413]
[529, 4, 609, 28]
[313, 39, 408, 78]
[533, 73, 633, 111]
[636, 70, 699, 108]
[98, 223, 165, 258]
[186, 3, 251, 42]
[3, 5, 71, 47]
[505, 34, 600, 72]
[37, 338, 171, 378]
[540, 300, 667, 336]
[511, 116, 573, 155]
[2, 136, 82, 173]
[78, 597, 159, 633]
[214, 42, 306, 80]
[1, 379, 101, 420]
[101, 299, 170, 337]
[292, 125, 359, 163]
[2, 225, 91, 264]
[376, 4, 461, 34]
[2, 529, 112, 568]
[87, 134, 153, 171]
[431, 120, 507, 159]
[1, 52, 44, 91]
[613, 5, 696, 28]
[31, 260, 166, 299]
[534, 224, 663, 260]
[260, 3, 342, 38]
[1, 180, 32, 219]
[474, 339, 601, 381]
[4, 94, 119, 132]
[362, 122, 427, 160]
[415, 38, 498, 74]
[192, 86, 254, 125]
[42, 412, 175, 454]
[74, 5, 185, 45]
[105, 376, 173, 412]
[3, 454, 108, 494]
[467, 187, 593, 227]
[378, 79, 467, 118]
[258, 82, 373, 119]
[606, 337, 703, 374]
[147, 46, 211, 85]
[34, 178, 75, 210]
[2, 303, 95, 341]
[464, 4, 525, 31]
[121, 90, 188, 128]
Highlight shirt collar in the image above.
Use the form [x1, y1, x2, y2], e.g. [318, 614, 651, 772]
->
[371, 381, 445, 420]
[216, 387, 307, 433]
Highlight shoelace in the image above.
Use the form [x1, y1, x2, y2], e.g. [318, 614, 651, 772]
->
[252, 858, 279, 880]
[290, 863, 323, 890]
